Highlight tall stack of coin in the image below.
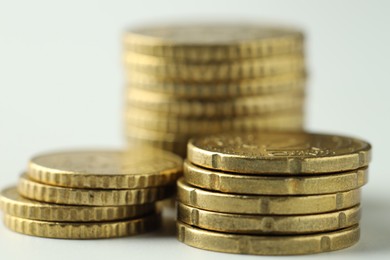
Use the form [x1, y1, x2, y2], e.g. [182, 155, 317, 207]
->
[123, 24, 307, 157]
[177, 132, 371, 255]
[0, 147, 182, 239]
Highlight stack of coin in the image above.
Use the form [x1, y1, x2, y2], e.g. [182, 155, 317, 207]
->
[0, 147, 182, 239]
[177, 132, 371, 255]
[123, 24, 307, 157]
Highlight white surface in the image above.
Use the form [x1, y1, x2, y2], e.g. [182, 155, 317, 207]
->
[1, 0, 389, 259]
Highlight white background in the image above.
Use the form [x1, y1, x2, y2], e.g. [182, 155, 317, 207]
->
[0, 0, 389, 259]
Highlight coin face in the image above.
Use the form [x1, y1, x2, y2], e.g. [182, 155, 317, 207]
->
[188, 132, 371, 174]
[127, 24, 302, 45]
[28, 148, 182, 189]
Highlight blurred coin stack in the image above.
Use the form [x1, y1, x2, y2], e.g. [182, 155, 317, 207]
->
[123, 24, 307, 157]
[177, 132, 371, 255]
[0, 148, 182, 239]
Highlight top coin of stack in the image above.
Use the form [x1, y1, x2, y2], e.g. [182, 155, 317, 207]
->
[177, 131, 371, 255]
[0, 147, 182, 239]
[123, 24, 307, 157]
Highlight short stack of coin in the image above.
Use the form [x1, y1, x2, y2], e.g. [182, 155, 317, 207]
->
[123, 24, 307, 157]
[0, 147, 182, 239]
[177, 132, 371, 255]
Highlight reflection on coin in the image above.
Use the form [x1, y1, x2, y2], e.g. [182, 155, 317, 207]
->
[177, 221, 360, 255]
[188, 132, 371, 174]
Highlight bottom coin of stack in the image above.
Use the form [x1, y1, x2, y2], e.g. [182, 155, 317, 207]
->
[0, 147, 182, 239]
[177, 131, 371, 255]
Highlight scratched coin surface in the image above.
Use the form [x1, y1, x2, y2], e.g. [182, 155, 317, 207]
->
[0, 187, 155, 222]
[18, 174, 174, 206]
[188, 132, 371, 174]
[27, 148, 182, 189]
[4, 213, 161, 239]
[124, 24, 304, 62]
[178, 203, 361, 234]
[177, 221, 360, 255]
[177, 178, 360, 215]
[183, 161, 368, 195]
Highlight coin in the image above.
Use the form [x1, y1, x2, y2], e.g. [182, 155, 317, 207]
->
[18, 174, 174, 206]
[178, 203, 360, 235]
[127, 72, 306, 99]
[188, 132, 371, 174]
[127, 136, 187, 158]
[183, 161, 368, 195]
[125, 52, 305, 82]
[27, 148, 182, 189]
[177, 221, 359, 255]
[126, 109, 304, 134]
[177, 178, 360, 215]
[124, 24, 304, 62]
[0, 187, 155, 222]
[4, 213, 161, 239]
[126, 87, 304, 118]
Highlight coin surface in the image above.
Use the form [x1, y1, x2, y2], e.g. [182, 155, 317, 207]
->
[125, 52, 305, 82]
[126, 87, 304, 118]
[4, 213, 161, 239]
[127, 72, 306, 98]
[126, 109, 303, 134]
[177, 178, 360, 215]
[188, 132, 371, 174]
[18, 174, 174, 206]
[0, 187, 155, 222]
[124, 24, 304, 62]
[183, 161, 368, 195]
[177, 203, 360, 234]
[27, 148, 182, 189]
[177, 221, 360, 255]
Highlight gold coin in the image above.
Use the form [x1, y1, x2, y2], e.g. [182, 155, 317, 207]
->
[178, 203, 360, 235]
[127, 136, 187, 158]
[177, 178, 360, 215]
[4, 213, 161, 239]
[27, 148, 182, 189]
[0, 187, 155, 222]
[124, 24, 303, 62]
[188, 132, 371, 174]
[183, 161, 368, 195]
[18, 174, 174, 206]
[126, 109, 304, 134]
[126, 87, 304, 118]
[125, 52, 305, 82]
[127, 72, 306, 98]
[177, 221, 360, 255]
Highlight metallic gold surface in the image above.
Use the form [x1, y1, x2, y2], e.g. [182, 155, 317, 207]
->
[188, 132, 371, 174]
[126, 109, 303, 134]
[18, 174, 174, 206]
[177, 221, 360, 255]
[4, 213, 161, 239]
[177, 178, 360, 215]
[0, 187, 155, 222]
[125, 53, 305, 82]
[183, 161, 368, 195]
[28, 148, 182, 189]
[126, 87, 304, 118]
[127, 72, 306, 98]
[177, 203, 361, 234]
[124, 24, 303, 62]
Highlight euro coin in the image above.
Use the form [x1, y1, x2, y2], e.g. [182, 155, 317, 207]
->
[188, 132, 371, 174]
[177, 221, 360, 255]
